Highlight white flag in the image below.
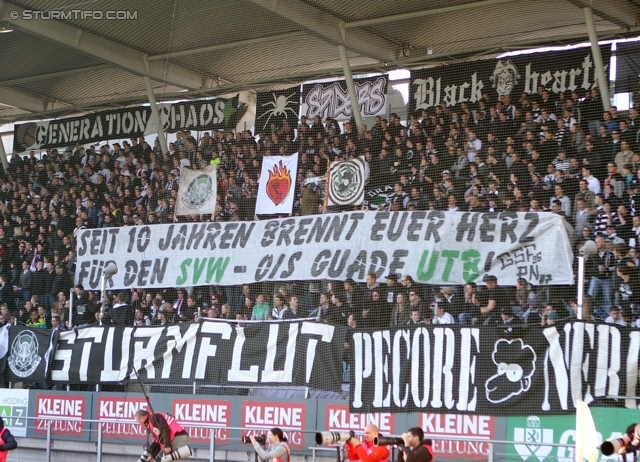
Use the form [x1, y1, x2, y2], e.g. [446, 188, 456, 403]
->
[0, 324, 9, 359]
[326, 157, 367, 206]
[575, 400, 600, 462]
[256, 153, 299, 215]
[175, 165, 217, 216]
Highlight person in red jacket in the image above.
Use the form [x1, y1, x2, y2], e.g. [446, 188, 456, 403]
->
[345, 424, 389, 462]
[0, 417, 18, 462]
[135, 410, 192, 462]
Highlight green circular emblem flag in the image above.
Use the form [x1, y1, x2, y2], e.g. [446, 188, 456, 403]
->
[329, 161, 365, 206]
[182, 174, 214, 210]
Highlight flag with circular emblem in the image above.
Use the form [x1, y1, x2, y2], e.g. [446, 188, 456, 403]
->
[326, 157, 367, 207]
[175, 165, 218, 216]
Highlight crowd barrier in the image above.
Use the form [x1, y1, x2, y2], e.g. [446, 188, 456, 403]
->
[3, 388, 640, 462]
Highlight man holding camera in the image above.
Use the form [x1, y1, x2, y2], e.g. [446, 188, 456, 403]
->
[134, 409, 192, 462]
[345, 424, 389, 462]
[400, 428, 433, 462]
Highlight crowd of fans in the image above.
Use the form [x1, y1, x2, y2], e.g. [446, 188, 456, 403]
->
[1, 84, 640, 345]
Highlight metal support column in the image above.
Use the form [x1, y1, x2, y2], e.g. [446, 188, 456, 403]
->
[69, 288, 73, 328]
[577, 256, 585, 320]
[0, 135, 10, 172]
[46, 420, 52, 462]
[96, 422, 103, 462]
[583, 7, 611, 111]
[338, 22, 363, 133]
[143, 56, 169, 156]
[209, 427, 216, 462]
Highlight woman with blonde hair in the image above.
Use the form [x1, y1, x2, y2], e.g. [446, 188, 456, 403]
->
[390, 292, 410, 327]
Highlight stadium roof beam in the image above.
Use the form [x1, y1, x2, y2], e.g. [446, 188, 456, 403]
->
[0, 87, 47, 113]
[564, 0, 636, 28]
[0, 3, 205, 90]
[394, 25, 640, 68]
[246, 0, 397, 62]
[147, 31, 308, 62]
[0, 64, 113, 86]
[584, 6, 611, 110]
[342, 0, 519, 29]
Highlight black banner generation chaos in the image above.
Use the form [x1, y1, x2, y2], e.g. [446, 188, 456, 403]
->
[350, 322, 640, 415]
[13, 96, 242, 152]
[49, 321, 345, 391]
[75, 211, 574, 290]
[409, 46, 611, 114]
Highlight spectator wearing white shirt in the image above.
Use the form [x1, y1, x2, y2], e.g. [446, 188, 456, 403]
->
[550, 184, 571, 217]
[605, 305, 627, 326]
[433, 305, 455, 324]
[465, 130, 482, 163]
[179, 150, 191, 171]
[582, 166, 601, 195]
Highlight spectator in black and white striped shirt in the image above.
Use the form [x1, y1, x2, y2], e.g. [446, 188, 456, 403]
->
[552, 150, 571, 172]
[595, 201, 617, 236]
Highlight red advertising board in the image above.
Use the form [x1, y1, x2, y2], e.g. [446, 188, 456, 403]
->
[419, 413, 494, 460]
[172, 398, 230, 444]
[96, 396, 150, 440]
[242, 401, 306, 449]
[325, 404, 395, 434]
[35, 394, 86, 437]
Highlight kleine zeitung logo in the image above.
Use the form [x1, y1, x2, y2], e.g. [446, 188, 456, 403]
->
[97, 397, 149, 439]
[172, 399, 230, 444]
[419, 414, 494, 460]
[325, 404, 394, 433]
[242, 401, 306, 449]
[35, 394, 85, 436]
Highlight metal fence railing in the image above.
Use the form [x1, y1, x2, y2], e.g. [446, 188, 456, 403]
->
[9, 416, 580, 462]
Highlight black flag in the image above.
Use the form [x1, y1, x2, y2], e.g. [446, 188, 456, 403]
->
[255, 89, 300, 133]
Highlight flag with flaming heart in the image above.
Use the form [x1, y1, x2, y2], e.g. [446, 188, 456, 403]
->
[256, 153, 299, 215]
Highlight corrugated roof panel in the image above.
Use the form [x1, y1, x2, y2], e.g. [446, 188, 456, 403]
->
[0, 30, 105, 81]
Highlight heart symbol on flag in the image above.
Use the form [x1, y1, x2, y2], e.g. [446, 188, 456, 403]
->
[266, 160, 292, 205]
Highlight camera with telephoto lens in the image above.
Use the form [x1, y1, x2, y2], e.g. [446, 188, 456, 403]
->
[138, 442, 161, 462]
[242, 435, 265, 444]
[601, 436, 632, 456]
[374, 436, 405, 447]
[315, 431, 355, 445]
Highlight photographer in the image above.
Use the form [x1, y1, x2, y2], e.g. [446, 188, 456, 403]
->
[399, 428, 433, 462]
[0, 416, 18, 460]
[346, 424, 389, 462]
[625, 423, 640, 453]
[250, 428, 290, 462]
[134, 409, 191, 462]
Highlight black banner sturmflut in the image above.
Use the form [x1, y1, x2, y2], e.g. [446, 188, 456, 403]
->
[48, 321, 346, 391]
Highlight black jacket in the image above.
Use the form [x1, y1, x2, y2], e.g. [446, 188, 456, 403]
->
[401, 443, 433, 462]
[0, 422, 18, 451]
[105, 302, 134, 326]
[51, 271, 73, 297]
[31, 269, 49, 296]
